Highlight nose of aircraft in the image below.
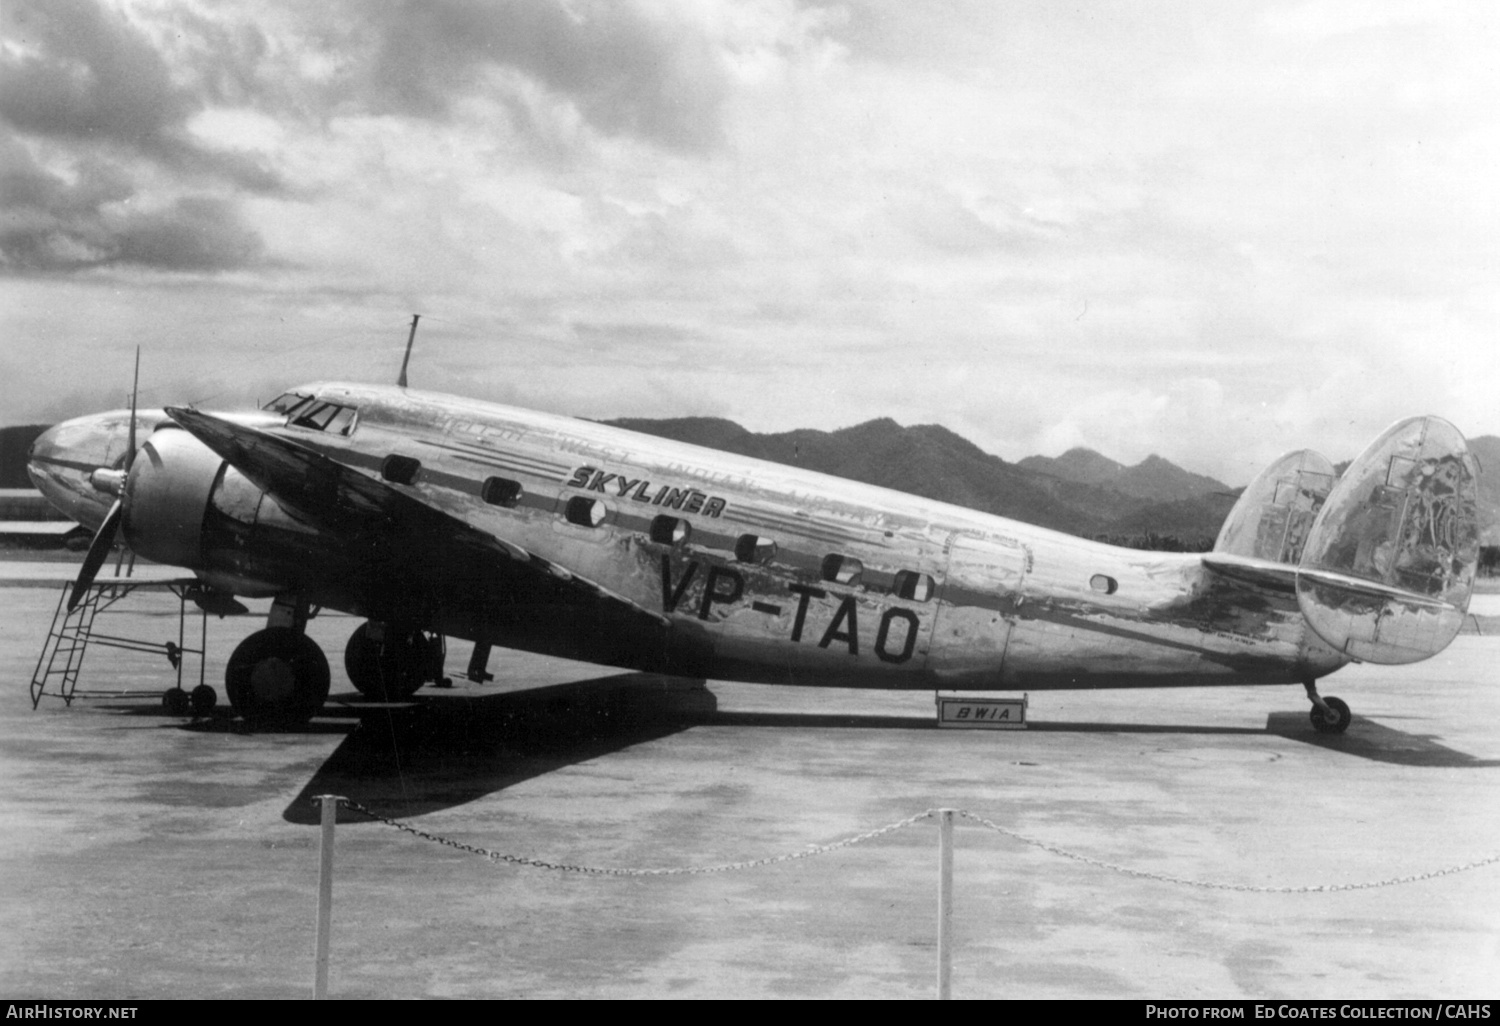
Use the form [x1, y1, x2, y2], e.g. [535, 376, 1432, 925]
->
[27, 411, 145, 532]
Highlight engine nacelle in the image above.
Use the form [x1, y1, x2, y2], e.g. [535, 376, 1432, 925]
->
[122, 427, 223, 570]
[121, 425, 352, 599]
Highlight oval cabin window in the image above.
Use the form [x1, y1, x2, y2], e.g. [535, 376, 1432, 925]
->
[821, 554, 863, 585]
[564, 496, 609, 528]
[893, 570, 935, 602]
[482, 477, 523, 507]
[1089, 574, 1118, 595]
[734, 534, 777, 563]
[381, 454, 421, 485]
[650, 515, 691, 546]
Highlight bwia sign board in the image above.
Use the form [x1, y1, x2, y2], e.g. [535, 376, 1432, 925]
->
[935, 694, 1027, 729]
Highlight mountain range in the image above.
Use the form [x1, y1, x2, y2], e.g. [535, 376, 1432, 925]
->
[606, 416, 1238, 545]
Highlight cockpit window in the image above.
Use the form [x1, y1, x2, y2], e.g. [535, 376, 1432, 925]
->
[287, 400, 358, 436]
[264, 392, 313, 416]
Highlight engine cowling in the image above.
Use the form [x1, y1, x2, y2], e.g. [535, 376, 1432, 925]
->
[121, 426, 224, 570]
[121, 424, 355, 599]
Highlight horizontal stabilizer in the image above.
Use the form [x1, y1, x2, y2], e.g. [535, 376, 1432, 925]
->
[1199, 551, 1299, 593]
[1214, 449, 1334, 563]
[1295, 416, 1479, 664]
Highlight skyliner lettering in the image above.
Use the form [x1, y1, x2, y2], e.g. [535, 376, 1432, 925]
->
[567, 465, 727, 517]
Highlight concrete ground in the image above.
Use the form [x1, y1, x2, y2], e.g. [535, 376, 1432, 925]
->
[1, 582, 1498, 999]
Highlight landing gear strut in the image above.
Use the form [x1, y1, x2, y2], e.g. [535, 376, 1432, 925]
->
[1304, 680, 1351, 735]
[344, 622, 443, 701]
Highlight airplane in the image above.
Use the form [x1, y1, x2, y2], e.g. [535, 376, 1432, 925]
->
[25, 379, 1481, 734]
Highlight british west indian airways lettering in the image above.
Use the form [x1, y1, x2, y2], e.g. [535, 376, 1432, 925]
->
[563, 464, 930, 668]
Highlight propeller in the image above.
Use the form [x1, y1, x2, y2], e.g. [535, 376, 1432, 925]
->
[68, 349, 140, 612]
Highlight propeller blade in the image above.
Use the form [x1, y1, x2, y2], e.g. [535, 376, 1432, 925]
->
[126, 347, 140, 471]
[68, 499, 123, 612]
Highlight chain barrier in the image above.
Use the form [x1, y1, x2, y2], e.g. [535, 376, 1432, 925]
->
[955, 809, 1500, 893]
[340, 799, 1500, 891]
[341, 799, 933, 876]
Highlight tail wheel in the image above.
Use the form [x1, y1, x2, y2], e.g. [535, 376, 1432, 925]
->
[226, 627, 330, 727]
[1310, 695, 1351, 735]
[344, 623, 430, 701]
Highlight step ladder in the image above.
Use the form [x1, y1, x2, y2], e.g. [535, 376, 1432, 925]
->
[30, 577, 208, 709]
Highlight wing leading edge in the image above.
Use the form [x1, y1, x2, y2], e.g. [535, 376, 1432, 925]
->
[164, 407, 669, 628]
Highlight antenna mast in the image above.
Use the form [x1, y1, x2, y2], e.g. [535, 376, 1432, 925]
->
[397, 314, 420, 388]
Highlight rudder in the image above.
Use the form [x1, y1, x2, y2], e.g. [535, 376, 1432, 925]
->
[1296, 416, 1479, 664]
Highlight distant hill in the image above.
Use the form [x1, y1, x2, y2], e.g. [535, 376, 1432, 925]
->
[0, 425, 47, 488]
[1019, 448, 1226, 503]
[611, 416, 1122, 536]
[608, 416, 1236, 543]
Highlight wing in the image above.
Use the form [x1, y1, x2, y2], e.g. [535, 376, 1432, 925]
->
[164, 407, 668, 628]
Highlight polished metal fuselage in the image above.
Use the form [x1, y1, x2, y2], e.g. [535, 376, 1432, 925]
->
[263, 384, 1347, 690]
[30, 383, 1349, 691]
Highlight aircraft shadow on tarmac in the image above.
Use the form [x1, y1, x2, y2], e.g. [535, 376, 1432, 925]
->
[282, 698, 1497, 824]
[1262, 712, 1500, 767]
[102, 675, 1497, 824]
[280, 673, 714, 824]
[705, 709, 1500, 767]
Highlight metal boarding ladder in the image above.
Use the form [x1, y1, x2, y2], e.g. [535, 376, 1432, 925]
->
[29, 577, 207, 709]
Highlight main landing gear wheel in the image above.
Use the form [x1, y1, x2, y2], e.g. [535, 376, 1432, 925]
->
[344, 623, 432, 701]
[225, 627, 330, 727]
[162, 688, 190, 716]
[1310, 695, 1352, 735]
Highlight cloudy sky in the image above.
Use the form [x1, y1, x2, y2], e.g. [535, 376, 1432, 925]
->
[2, 0, 1497, 484]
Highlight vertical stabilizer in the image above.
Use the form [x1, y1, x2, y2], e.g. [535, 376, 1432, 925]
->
[1296, 416, 1479, 664]
[1215, 449, 1335, 563]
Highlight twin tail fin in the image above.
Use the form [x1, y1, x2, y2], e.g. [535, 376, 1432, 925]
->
[1206, 416, 1480, 665]
[1295, 416, 1480, 664]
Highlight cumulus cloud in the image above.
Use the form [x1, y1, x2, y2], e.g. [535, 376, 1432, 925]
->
[0, 0, 279, 275]
[1, 2, 1495, 481]
[0, 136, 262, 271]
[0, 0, 281, 189]
[359, 0, 731, 152]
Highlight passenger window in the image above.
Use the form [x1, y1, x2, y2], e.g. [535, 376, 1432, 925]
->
[1090, 574, 1118, 595]
[734, 534, 777, 563]
[482, 477, 523, 508]
[892, 570, 935, 602]
[821, 554, 863, 585]
[564, 496, 608, 528]
[382, 455, 421, 485]
[650, 515, 691, 545]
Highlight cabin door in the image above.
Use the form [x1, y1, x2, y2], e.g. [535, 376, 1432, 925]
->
[928, 532, 1030, 686]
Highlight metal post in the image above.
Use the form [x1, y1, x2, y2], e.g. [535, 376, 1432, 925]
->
[313, 795, 344, 1000]
[937, 808, 954, 1000]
